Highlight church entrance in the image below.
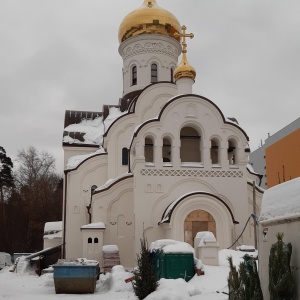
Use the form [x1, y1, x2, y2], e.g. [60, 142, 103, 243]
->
[184, 210, 216, 247]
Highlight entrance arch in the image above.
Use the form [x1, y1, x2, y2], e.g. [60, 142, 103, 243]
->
[184, 210, 216, 247]
[165, 192, 237, 249]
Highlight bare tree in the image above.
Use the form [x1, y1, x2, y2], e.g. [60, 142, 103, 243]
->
[14, 146, 62, 251]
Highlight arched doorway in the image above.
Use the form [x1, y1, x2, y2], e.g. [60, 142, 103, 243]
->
[184, 210, 216, 247]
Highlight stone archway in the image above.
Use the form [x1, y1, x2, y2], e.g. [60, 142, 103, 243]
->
[184, 210, 216, 247]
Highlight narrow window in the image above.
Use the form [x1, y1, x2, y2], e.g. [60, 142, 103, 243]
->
[145, 137, 154, 163]
[88, 237, 92, 243]
[210, 138, 219, 164]
[132, 65, 137, 86]
[122, 147, 129, 165]
[94, 238, 98, 243]
[151, 63, 158, 83]
[228, 139, 237, 165]
[163, 137, 172, 164]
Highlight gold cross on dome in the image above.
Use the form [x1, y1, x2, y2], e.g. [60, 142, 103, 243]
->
[175, 25, 194, 53]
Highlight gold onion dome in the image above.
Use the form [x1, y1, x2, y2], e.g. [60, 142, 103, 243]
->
[118, 0, 181, 43]
[174, 25, 196, 81]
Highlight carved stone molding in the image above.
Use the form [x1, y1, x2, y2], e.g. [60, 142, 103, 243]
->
[122, 42, 179, 61]
[141, 169, 243, 178]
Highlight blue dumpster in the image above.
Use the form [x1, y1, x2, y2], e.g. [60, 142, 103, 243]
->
[53, 260, 100, 294]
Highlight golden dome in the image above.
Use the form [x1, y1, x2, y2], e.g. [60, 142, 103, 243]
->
[174, 53, 196, 81]
[118, 0, 181, 43]
[174, 25, 196, 81]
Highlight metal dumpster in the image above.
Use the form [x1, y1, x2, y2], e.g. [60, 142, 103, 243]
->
[154, 252, 195, 282]
[53, 259, 100, 294]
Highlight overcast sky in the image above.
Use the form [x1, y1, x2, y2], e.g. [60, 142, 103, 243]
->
[1, 0, 300, 174]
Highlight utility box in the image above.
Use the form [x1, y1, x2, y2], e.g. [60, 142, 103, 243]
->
[154, 252, 195, 282]
[53, 259, 100, 294]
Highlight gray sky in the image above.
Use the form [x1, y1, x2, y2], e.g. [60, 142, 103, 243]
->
[1, 0, 300, 174]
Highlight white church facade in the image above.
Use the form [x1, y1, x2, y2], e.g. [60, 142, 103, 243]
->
[62, 0, 263, 268]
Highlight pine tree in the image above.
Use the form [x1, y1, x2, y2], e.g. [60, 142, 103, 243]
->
[0, 146, 14, 204]
[132, 237, 158, 300]
[228, 256, 245, 300]
[239, 254, 263, 300]
[269, 233, 294, 300]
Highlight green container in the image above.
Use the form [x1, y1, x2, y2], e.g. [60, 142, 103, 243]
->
[154, 252, 195, 282]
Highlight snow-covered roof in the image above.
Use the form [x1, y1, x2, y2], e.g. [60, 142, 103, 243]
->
[43, 232, 62, 240]
[94, 173, 133, 193]
[104, 107, 127, 132]
[63, 107, 127, 146]
[102, 245, 119, 253]
[81, 222, 106, 229]
[63, 116, 104, 145]
[260, 177, 300, 224]
[66, 147, 106, 170]
[44, 221, 62, 233]
[150, 239, 194, 254]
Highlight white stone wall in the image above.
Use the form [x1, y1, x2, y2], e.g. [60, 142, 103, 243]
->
[119, 34, 181, 96]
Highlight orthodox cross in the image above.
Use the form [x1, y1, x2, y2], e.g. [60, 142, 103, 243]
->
[175, 25, 194, 53]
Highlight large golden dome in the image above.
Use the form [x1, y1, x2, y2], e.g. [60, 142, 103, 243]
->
[118, 0, 181, 43]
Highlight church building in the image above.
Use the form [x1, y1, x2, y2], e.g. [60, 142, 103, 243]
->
[62, 0, 263, 268]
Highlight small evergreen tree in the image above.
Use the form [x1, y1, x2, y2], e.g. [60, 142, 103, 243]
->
[239, 254, 263, 300]
[228, 256, 245, 300]
[269, 233, 294, 300]
[228, 255, 263, 300]
[132, 237, 158, 300]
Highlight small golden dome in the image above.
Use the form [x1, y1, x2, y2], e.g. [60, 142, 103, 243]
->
[118, 0, 181, 43]
[174, 53, 196, 81]
[174, 25, 196, 81]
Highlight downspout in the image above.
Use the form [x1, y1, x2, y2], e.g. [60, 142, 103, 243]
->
[62, 171, 68, 259]
[128, 147, 131, 173]
[87, 185, 97, 224]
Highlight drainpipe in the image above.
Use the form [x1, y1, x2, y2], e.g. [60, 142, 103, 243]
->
[62, 171, 68, 259]
[87, 185, 97, 224]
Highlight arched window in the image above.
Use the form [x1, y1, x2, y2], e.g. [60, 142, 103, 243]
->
[162, 137, 172, 165]
[145, 136, 154, 163]
[88, 237, 92, 244]
[170, 68, 174, 83]
[94, 238, 98, 243]
[132, 65, 137, 86]
[228, 139, 237, 165]
[151, 63, 158, 83]
[180, 126, 201, 164]
[210, 138, 220, 165]
[122, 147, 128, 165]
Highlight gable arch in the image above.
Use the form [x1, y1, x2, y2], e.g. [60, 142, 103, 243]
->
[160, 192, 239, 249]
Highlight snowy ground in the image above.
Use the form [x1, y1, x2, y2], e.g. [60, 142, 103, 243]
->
[0, 249, 257, 300]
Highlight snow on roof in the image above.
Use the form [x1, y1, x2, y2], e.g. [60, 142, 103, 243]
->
[81, 222, 106, 229]
[260, 177, 300, 224]
[104, 107, 127, 132]
[66, 147, 106, 170]
[44, 221, 62, 233]
[102, 245, 119, 253]
[44, 231, 62, 240]
[150, 239, 194, 254]
[64, 116, 104, 145]
[95, 172, 133, 192]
